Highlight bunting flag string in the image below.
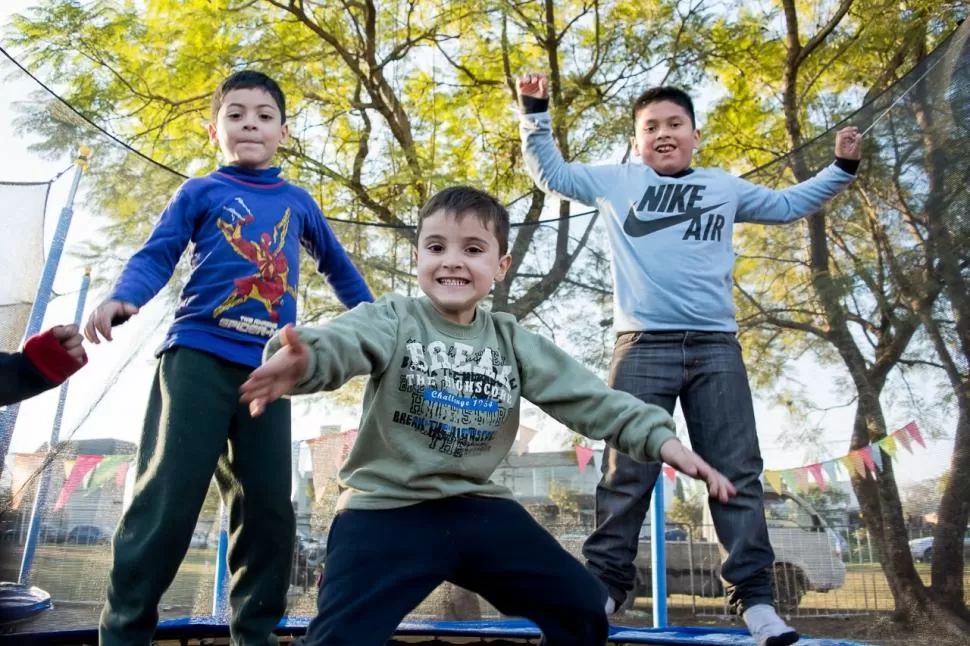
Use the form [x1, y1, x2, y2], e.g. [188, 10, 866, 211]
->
[761, 420, 926, 495]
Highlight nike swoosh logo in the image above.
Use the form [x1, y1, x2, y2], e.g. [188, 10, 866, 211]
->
[623, 202, 727, 237]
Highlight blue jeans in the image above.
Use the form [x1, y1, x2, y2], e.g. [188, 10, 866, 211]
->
[581, 331, 774, 612]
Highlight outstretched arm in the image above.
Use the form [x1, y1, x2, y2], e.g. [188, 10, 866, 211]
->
[736, 127, 862, 224]
[300, 197, 374, 309]
[518, 73, 620, 208]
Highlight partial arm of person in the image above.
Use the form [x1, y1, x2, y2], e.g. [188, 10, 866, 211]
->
[735, 127, 863, 224]
[0, 326, 87, 406]
[259, 295, 403, 396]
[517, 74, 620, 207]
[511, 323, 735, 500]
[86, 181, 201, 342]
[300, 196, 375, 308]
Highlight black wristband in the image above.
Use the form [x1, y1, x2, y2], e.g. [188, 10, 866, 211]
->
[835, 157, 860, 175]
[520, 96, 549, 114]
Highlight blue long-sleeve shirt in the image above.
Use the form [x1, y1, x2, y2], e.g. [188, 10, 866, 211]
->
[520, 110, 856, 333]
[112, 165, 373, 367]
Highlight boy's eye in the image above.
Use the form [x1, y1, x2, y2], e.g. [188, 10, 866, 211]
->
[227, 113, 242, 120]
[466, 246, 484, 254]
[260, 114, 274, 121]
[427, 243, 444, 253]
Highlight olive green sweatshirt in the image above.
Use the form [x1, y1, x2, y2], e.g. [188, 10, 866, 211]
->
[264, 294, 677, 510]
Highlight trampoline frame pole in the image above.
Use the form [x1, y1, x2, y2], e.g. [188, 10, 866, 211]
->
[18, 269, 91, 585]
[0, 147, 90, 479]
[213, 501, 230, 618]
[650, 475, 668, 627]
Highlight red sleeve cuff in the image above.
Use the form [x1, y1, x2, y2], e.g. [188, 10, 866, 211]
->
[23, 328, 87, 385]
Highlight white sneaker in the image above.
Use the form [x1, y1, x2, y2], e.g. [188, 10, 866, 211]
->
[604, 596, 617, 614]
[742, 604, 799, 646]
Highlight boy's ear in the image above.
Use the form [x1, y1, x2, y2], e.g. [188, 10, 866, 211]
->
[281, 122, 289, 143]
[495, 254, 512, 282]
[692, 128, 701, 150]
[630, 134, 639, 158]
[206, 121, 219, 144]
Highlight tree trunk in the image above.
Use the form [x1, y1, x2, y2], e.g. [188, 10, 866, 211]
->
[931, 391, 970, 617]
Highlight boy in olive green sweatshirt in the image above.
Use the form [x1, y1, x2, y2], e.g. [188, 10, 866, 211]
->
[240, 186, 735, 646]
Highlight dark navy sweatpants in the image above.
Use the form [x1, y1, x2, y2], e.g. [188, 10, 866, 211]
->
[298, 495, 609, 645]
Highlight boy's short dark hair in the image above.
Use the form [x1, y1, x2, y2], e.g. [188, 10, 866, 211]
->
[211, 70, 287, 124]
[631, 87, 695, 128]
[417, 186, 510, 256]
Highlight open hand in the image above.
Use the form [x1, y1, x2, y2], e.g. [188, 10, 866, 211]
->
[239, 325, 309, 417]
[517, 73, 549, 100]
[835, 127, 862, 160]
[659, 439, 737, 503]
[85, 299, 139, 343]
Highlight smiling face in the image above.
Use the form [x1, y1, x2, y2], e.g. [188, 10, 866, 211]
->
[632, 99, 700, 175]
[207, 87, 288, 169]
[416, 209, 511, 325]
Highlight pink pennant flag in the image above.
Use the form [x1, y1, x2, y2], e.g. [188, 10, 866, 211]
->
[808, 463, 826, 490]
[662, 465, 677, 483]
[115, 460, 130, 488]
[794, 467, 810, 491]
[575, 445, 594, 474]
[859, 446, 877, 474]
[894, 428, 913, 453]
[55, 455, 103, 511]
[905, 421, 925, 448]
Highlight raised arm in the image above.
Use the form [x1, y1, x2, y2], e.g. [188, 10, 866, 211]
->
[518, 73, 620, 208]
[736, 127, 862, 224]
[300, 195, 374, 309]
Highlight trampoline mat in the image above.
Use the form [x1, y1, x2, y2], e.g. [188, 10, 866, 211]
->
[0, 616, 873, 645]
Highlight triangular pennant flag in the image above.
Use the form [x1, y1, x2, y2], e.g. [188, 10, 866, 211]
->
[870, 445, 884, 472]
[879, 435, 898, 457]
[823, 460, 839, 484]
[905, 421, 926, 448]
[592, 449, 603, 475]
[11, 453, 46, 510]
[115, 460, 131, 488]
[794, 467, 810, 491]
[662, 465, 677, 483]
[516, 426, 537, 456]
[575, 445, 594, 474]
[808, 463, 826, 490]
[55, 455, 103, 510]
[840, 455, 855, 475]
[859, 447, 877, 474]
[895, 428, 913, 453]
[89, 455, 130, 490]
[63, 459, 75, 479]
[764, 470, 783, 494]
[780, 469, 798, 492]
[848, 450, 867, 478]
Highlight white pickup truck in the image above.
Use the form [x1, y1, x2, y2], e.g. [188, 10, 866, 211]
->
[560, 490, 845, 612]
[624, 491, 846, 611]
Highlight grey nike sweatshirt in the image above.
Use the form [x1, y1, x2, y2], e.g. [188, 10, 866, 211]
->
[520, 110, 856, 332]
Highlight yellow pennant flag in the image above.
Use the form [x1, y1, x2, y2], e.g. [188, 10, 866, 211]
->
[764, 470, 783, 494]
[840, 455, 855, 476]
[63, 459, 75, 479]
[880, 435, 897, 457]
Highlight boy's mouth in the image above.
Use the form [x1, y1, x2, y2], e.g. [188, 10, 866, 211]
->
[655, 143, 676, 154]
[437, 278, 470, 286]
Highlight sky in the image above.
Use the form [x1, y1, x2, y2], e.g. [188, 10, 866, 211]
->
[0, 1, 956, 488]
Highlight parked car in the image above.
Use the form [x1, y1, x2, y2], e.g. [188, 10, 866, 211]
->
[908, 533, 970, 562]
[66, 525, 112, 545]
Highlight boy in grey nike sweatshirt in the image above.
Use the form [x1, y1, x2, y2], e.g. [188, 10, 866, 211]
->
[241, 186, 736, 646]
[518, 75, 862, 646]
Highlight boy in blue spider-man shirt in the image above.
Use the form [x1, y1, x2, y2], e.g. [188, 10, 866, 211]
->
[86, 70, 373, 646]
